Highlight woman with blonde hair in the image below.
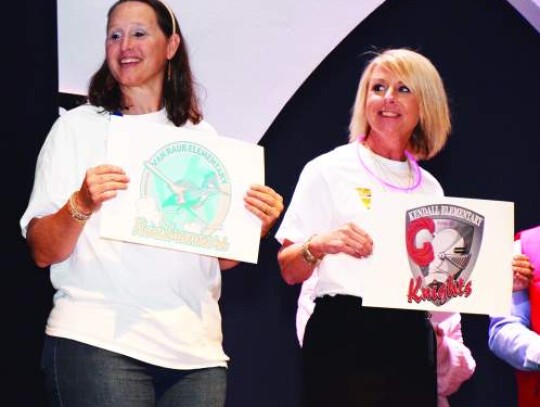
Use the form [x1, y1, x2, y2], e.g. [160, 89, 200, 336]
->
[276, 48, 451, 406]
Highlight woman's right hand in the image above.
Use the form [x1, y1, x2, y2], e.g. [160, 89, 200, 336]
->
[278, 222, 373, 285]
[26, 164, 129, 268]
[308, 222, 373, 259]
[76, 164, 130, 214]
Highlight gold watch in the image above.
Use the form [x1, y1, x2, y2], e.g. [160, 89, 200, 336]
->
[301, 235, 323, 265]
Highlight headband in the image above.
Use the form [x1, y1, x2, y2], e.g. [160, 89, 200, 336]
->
[158, 0, 176, 35]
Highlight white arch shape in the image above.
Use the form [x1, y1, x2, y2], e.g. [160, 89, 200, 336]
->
[57, 0, 539, 143]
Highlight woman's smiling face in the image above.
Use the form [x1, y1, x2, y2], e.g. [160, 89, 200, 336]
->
[365, 65, 420, 141]
[106, 1, 172, 91]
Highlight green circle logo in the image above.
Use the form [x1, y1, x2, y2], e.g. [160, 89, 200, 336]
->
[138, 141, 231, 237]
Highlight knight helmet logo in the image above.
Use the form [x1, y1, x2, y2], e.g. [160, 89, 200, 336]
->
[405, 204, 484, 306]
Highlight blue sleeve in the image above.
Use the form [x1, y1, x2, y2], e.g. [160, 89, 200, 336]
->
[488, 291, 540, 370]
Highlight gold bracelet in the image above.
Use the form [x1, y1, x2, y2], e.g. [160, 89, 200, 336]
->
[301, 235, 324, 266]
[67, 192, 92, 223]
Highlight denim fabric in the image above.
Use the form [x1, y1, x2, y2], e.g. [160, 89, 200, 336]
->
[41, 336, 227, 407]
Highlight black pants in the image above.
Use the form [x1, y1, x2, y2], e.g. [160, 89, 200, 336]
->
[302, 295, 437, 407]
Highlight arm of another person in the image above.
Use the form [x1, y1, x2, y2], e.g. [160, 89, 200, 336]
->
[489, 290, 540, 370]
[488, 247, 539, 370]
[219, 184, 283, 270]
[432, 312, 476, 397]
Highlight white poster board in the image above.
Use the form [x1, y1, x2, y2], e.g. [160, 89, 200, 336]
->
[321, 192, 514, 315]
[100, 116, 264, 263]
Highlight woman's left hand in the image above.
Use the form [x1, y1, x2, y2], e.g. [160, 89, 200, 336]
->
[244, 184, 284, 238]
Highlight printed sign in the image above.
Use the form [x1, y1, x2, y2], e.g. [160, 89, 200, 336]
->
[362, 193, 514, 314]
[318, 192, 514, 315]
[100, 116, 264, 263]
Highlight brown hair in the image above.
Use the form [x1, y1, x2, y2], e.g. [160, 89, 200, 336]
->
[87, 0, 202, 126]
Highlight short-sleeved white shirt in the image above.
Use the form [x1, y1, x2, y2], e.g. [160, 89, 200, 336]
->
[20, 104, 229, 369]
[275, 141, 444, 299]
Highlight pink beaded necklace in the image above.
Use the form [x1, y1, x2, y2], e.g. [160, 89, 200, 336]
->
[356, 138, 422, 192]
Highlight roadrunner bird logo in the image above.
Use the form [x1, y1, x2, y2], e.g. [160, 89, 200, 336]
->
[132, 141, 232, 251]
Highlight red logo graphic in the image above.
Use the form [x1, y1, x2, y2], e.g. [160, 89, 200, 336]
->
[405, 204, 484, 306]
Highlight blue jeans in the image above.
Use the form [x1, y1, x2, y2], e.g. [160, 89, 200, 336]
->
[41, 335, 227, 407]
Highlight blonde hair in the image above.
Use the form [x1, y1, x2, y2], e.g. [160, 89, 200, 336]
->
[348, 48, 451, 160]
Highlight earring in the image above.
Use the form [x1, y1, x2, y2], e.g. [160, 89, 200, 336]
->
[167, 60, 172, 82]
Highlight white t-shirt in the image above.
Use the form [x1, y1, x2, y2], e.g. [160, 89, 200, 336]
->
[20, 104, 229, 369]
[275, 141, 444, 300]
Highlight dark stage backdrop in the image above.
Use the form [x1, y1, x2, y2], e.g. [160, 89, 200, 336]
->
[10, 0, 540, 406]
